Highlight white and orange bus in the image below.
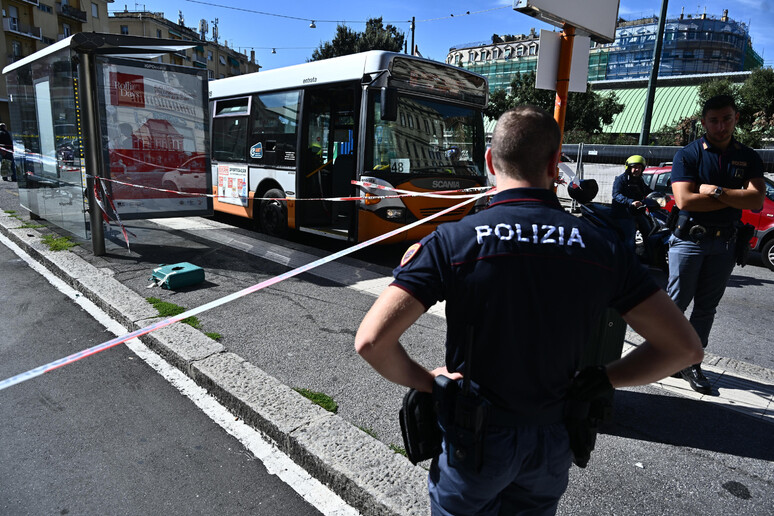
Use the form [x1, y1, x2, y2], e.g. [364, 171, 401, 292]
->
[208, 50, 489, 243]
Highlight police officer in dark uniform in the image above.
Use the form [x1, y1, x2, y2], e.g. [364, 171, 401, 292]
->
[355, 106, 703, 515]
[668, 95, 766, 394]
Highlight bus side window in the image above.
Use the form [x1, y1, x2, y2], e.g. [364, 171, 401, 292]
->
[251, 91, 300, 168]
[212, 116, 247, 162]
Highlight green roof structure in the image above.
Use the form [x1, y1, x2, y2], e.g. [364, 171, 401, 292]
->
[482, 71, 752, 137]
[598, 85, 701, 134]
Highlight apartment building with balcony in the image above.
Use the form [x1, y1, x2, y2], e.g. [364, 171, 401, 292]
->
[0, 5, 260, 130]
[109, 10, 260, 81]
[1, 0, 111, 125]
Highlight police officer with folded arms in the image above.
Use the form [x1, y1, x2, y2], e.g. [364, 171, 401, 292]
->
[668, 94, 766, 394]
[355, 106, 703, 515]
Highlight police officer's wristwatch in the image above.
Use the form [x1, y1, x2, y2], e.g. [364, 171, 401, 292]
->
[711, 186, 723, 199]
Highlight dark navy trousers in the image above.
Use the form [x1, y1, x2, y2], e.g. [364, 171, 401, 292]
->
[428, 423, 571, 515]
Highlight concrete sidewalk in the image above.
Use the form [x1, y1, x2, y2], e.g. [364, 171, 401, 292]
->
[153, 215, 774, 424]
[1, 210, 772, 516]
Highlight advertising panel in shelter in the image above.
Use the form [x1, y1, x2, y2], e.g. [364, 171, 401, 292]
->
[97, 57, 211, 219]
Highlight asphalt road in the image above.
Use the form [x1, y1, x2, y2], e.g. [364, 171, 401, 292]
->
[0, 236, 326, 515]
[1, 179, 772, 514]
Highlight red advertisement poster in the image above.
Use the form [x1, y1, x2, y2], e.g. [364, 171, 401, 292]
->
[109, 72, 146, 108]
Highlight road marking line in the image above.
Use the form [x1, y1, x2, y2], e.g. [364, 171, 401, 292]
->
[0, 232, 360, 516]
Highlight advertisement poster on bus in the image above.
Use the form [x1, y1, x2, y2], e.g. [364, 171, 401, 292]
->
[217, 164, 248, 206]
[96, 56, 212, 219]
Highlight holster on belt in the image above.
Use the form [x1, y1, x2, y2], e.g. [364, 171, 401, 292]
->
[399, 388, 442, 465]
[673, 212, 693, 240]
[666, 205, 680, 232]
[434, 374, 489, 473]
[564, 366, 614, 468]
[735, 223, 755, 267]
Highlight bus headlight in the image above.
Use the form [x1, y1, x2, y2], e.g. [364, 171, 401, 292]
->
[364, 193, 381, 206]
[385, 208, 405, 220]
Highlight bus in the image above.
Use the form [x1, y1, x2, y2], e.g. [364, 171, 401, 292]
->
[208, 50, 489, 243]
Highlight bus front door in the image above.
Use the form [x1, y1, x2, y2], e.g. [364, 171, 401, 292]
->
[299, 89, 356, 238]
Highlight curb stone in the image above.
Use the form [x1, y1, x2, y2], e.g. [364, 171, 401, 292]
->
[0, 215, 429, 516]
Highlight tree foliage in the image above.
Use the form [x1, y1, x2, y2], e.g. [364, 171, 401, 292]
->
[484, 71, 624, 141]
[656, 68, 774, 147]
[310, 18, 404, 61]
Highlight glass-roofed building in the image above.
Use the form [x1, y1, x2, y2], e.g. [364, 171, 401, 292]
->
[448, 9, 763, 94]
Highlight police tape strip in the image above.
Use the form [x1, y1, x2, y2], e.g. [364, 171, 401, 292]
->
[352, 180, 490, 199]
[88, 174, 490, 202]
[0, 188, 495, 392]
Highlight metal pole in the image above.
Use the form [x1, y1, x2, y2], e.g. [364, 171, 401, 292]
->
[411, 17, 415, 56]
[553, 25, 575, 147]
[79, 52, 105, 256]
[639, 0, 669, 145]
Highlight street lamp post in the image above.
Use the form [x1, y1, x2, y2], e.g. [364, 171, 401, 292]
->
[639, 0, 669, 145]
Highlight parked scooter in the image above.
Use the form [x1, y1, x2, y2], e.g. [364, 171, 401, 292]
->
[632, 194, 672, 271]
[568, 179, 671, 271]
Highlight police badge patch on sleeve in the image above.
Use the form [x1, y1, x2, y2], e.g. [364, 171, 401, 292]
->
[400, 243, 422, 267]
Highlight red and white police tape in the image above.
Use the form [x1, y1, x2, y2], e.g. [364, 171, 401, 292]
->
[0, 188, 495, 391]
[91, 174, 490, 202]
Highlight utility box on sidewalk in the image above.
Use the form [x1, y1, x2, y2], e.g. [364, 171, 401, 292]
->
[580, 308, 627, 368]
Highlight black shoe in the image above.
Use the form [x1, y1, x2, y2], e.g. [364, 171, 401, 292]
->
[680, 365, 712, 394]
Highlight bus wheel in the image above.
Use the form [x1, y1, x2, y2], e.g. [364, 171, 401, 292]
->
[258, 188, 288, 236]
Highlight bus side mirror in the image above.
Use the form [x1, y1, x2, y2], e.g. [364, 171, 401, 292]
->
[380, 87, 398, 121]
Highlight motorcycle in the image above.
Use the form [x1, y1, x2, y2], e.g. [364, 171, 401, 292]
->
[567, 179, 672, 271]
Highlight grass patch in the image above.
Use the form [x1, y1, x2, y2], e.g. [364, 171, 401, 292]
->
[146, 297, 200, 328]
[19, 223, 45, 229]
[389, 444, 407, 457]
[293, 388, 338, 413]
[204, 331, 222, 341]
[41, 234, 77, 251]
[4, 209, 16, 214]
[358, 426, 378, 439]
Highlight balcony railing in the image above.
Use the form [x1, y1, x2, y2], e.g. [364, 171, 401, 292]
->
[192, 53, 207, 64]
[56, 2, 87, 23]
[18, 0, 39, 5]
[2, 17, 42, 40]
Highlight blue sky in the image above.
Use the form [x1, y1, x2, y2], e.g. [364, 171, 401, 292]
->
[112, 0, 774, 70]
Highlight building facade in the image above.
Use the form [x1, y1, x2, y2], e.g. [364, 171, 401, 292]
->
[447, 9, 763, 93]
[108, 10, 260, 81]
[1, 0, 112, 125]
[0, 5, 260, 130]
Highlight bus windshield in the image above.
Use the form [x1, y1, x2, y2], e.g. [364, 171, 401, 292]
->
[368, 93, 485, 178]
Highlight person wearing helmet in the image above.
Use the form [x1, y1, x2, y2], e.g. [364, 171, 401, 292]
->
[613, 155, 652, 212]
[611, 155, 653, 250]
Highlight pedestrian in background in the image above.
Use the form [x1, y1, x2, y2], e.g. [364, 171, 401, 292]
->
[0, 123, 16, 182]
[355, 106, 703, 515]
[668, 94, 766, 394]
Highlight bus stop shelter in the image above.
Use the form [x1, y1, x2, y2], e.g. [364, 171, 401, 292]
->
[2, 32, 212, 254]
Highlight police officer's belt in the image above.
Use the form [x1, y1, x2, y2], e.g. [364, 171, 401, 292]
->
[674, 214, 736, 242]
[487, 403, 565, 427]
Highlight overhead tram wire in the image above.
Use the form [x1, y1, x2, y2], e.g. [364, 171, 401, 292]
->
[183, 0, 508, 26]
[182, 1, 510, 57]
[183, 0, 409, 24]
